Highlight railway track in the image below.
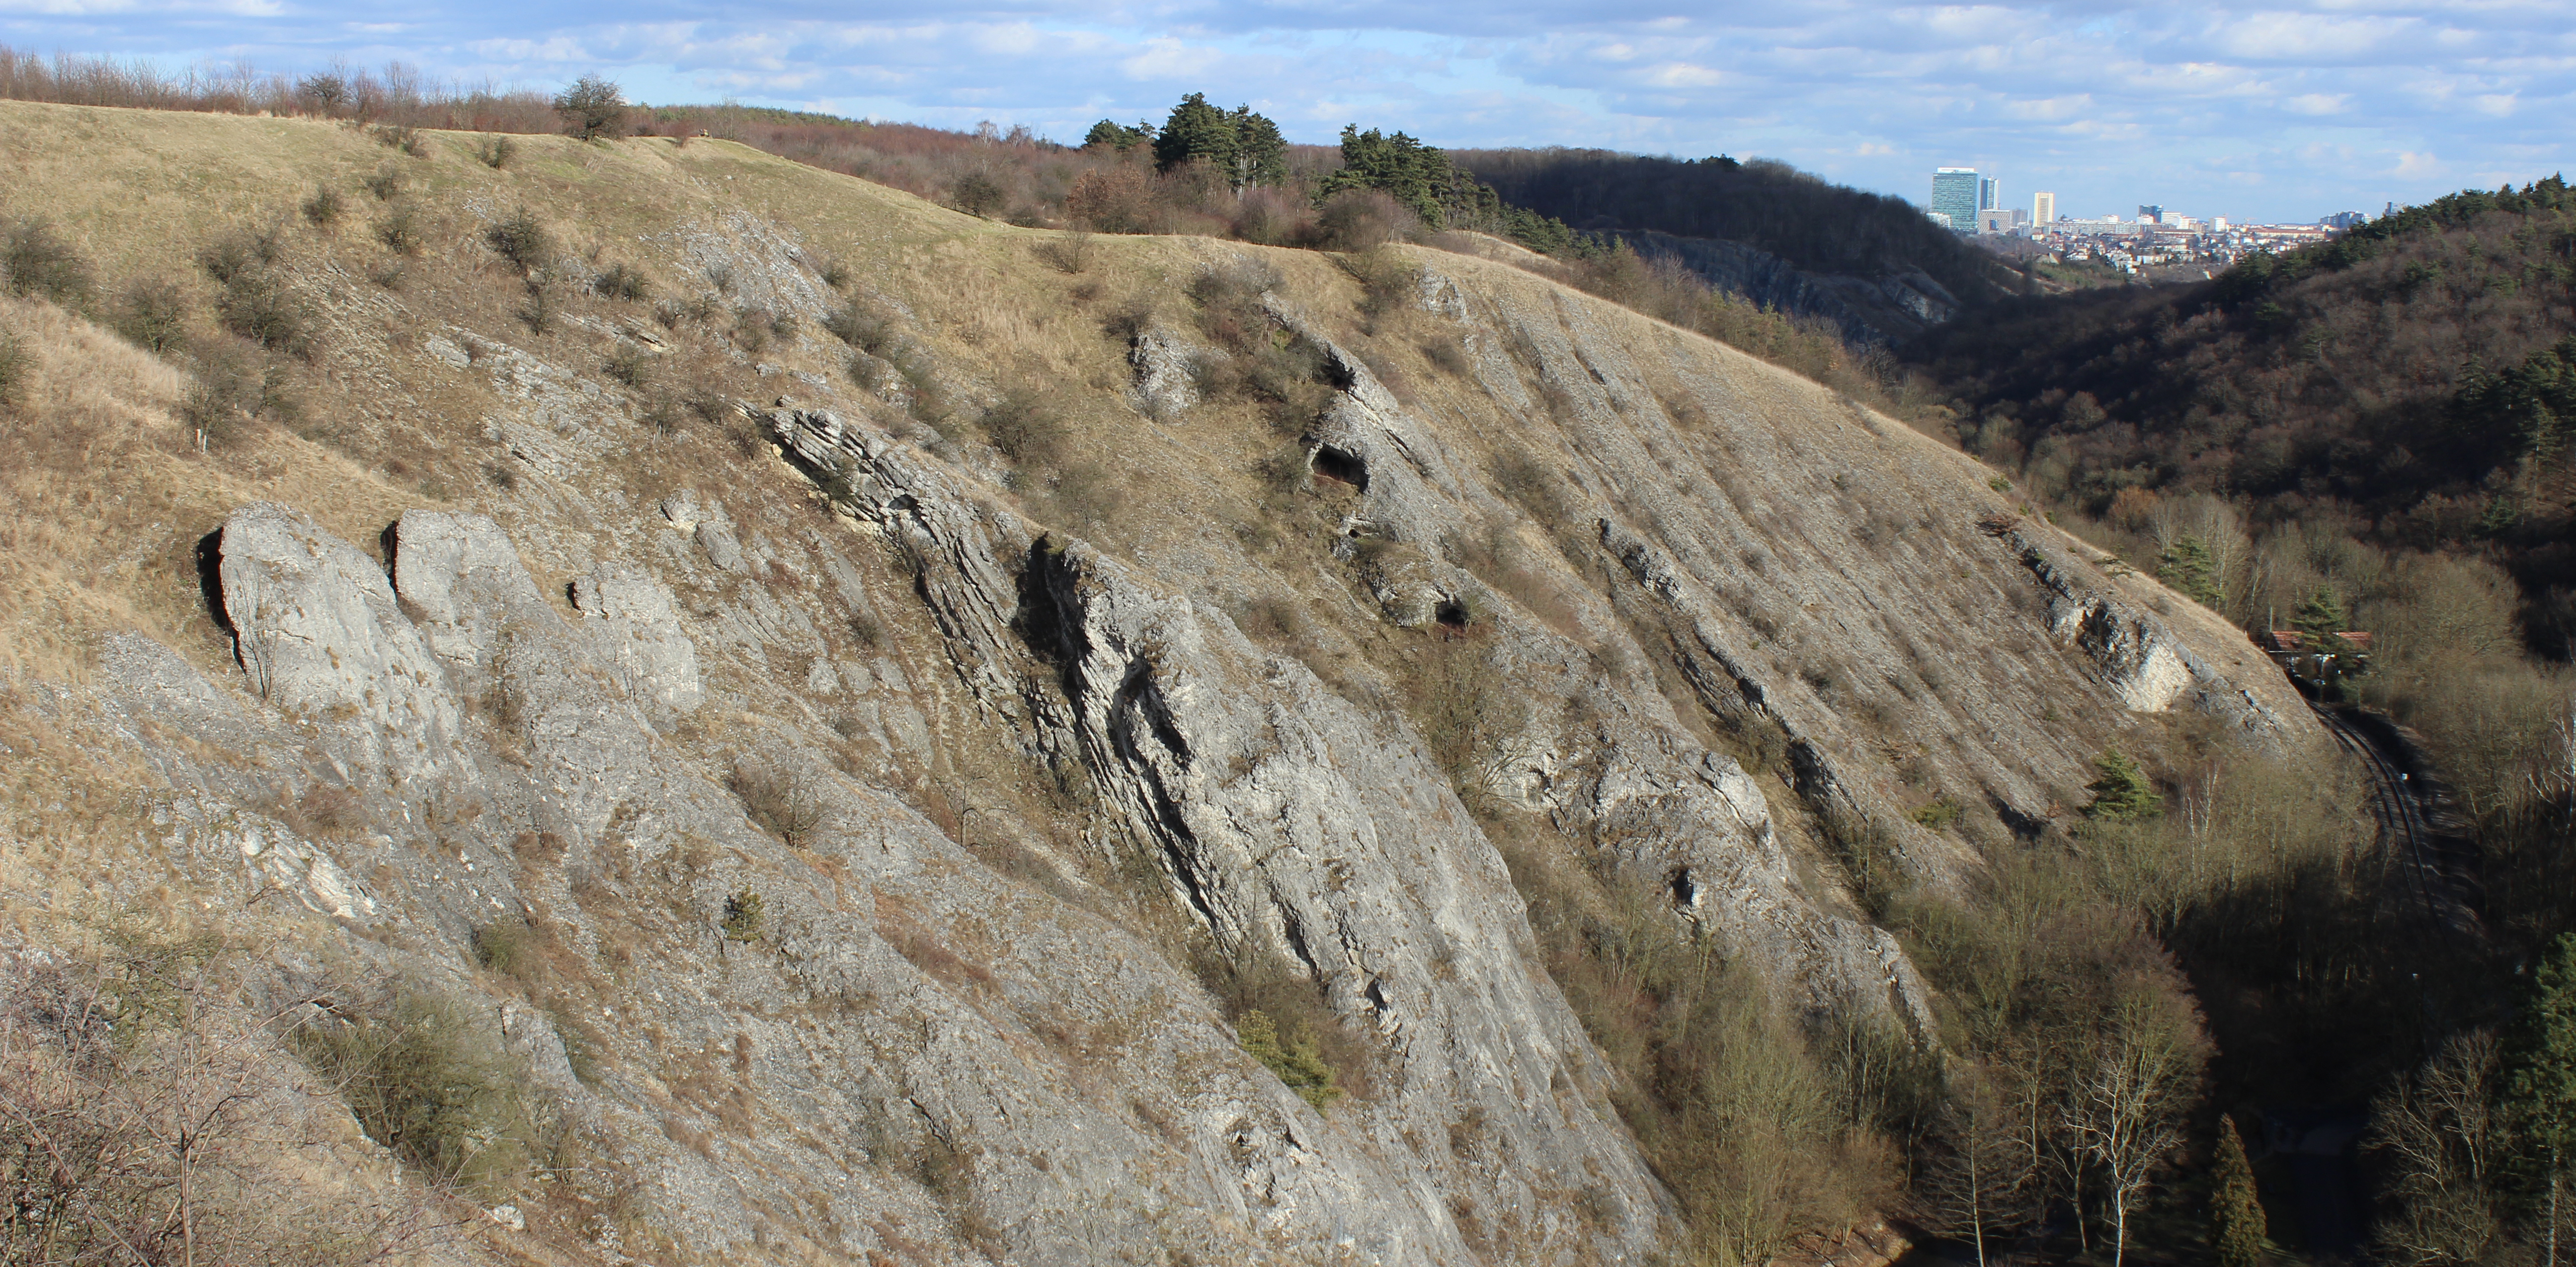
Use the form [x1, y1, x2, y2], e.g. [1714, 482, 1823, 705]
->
[2307, 700, 2483, 938]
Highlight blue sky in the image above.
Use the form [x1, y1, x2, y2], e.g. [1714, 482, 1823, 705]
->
[5, 0, 2571, 224]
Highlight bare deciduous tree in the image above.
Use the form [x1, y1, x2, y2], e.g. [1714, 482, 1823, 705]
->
[2369, 1030, 2506, 1266]
[1921, 1061, 2039, 1267]
[2060, 982, 2209, 1267]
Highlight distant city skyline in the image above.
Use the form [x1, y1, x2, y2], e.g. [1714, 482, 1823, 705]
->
[2, 0, 2567, 224]
[1929, 164, 2372, 228]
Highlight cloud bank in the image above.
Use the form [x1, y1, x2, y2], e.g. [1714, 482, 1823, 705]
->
[4, 0, 2570, 222]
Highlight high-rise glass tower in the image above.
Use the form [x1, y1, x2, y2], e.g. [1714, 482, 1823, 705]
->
[2033, 191, 2056, 225]
[1980, 177, 1998, 211]
[1932, 168, 1981, 233]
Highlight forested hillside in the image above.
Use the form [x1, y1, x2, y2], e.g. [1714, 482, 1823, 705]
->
[1913, 177, 2576, 648]
[1459, 149, 2025, 340]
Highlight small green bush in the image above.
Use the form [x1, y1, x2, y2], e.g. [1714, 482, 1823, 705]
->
[592, 262, 650, 302]
[1910, 798, 1963, 830]
[376, 203, 423, 256]
[361, 167, 406, 201]
[297, 991, 546, 1195]
[2083, 748, 2163, 822]
[603, 344, 651, 389]
[485, 208, 554, 274]
[1237, 1009, 1341, 1111]
[721, 888, 765, 942]
[300, 184, 343, 228]
[477, 134, 517, 169]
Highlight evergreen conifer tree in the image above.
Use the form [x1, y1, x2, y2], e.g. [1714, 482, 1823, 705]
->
[2504, 932, 2576, 1267]
[2156, 535, 2221, 607]
[2292, 584, 2348, 650]
[1228, 106, 1288, 189]
[1083, 119, 1154, 151]
[2211, 1114, 2268, 1267]
[1153, 93, 1237, 175]
[2083, 748, 2163, 822]
[1316, 125, 1461, 227]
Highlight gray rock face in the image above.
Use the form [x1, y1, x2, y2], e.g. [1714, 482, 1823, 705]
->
[2007, 525, 2292, 736]
[658, 489, 746, 571]
[767, 402, 1674, 1259]
[388, 508, 555, 677]
[1127, 325, 1204, 417]
[571, 563, 704, 717]
[205, 493, 1568, 1263]
[217, 501, 466, 784]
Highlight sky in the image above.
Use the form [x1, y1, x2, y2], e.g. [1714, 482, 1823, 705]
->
[4, 0, 2572, 224]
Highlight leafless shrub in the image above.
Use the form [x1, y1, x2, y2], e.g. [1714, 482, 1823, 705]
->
[981, 389, 1065, 466]
[294, 988, 556, 1196]
[2, 218, 94, 304]
[1034, 230, 1094, 275]
[114, 278, 188, 354]
[727, 760, 828, 848]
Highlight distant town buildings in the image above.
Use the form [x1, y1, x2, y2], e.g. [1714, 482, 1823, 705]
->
[1923, 165, 2380, 276]
[1931, 168, 1981, 234]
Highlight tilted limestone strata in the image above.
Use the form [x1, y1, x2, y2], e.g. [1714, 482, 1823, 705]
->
[0, 100, 2330, 1265]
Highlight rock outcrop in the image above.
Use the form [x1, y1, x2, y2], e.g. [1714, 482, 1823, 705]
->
[0, 104, 2330, 1267]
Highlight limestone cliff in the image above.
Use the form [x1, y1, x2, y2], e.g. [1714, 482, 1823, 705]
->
[0, 100, 2319, 1265]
